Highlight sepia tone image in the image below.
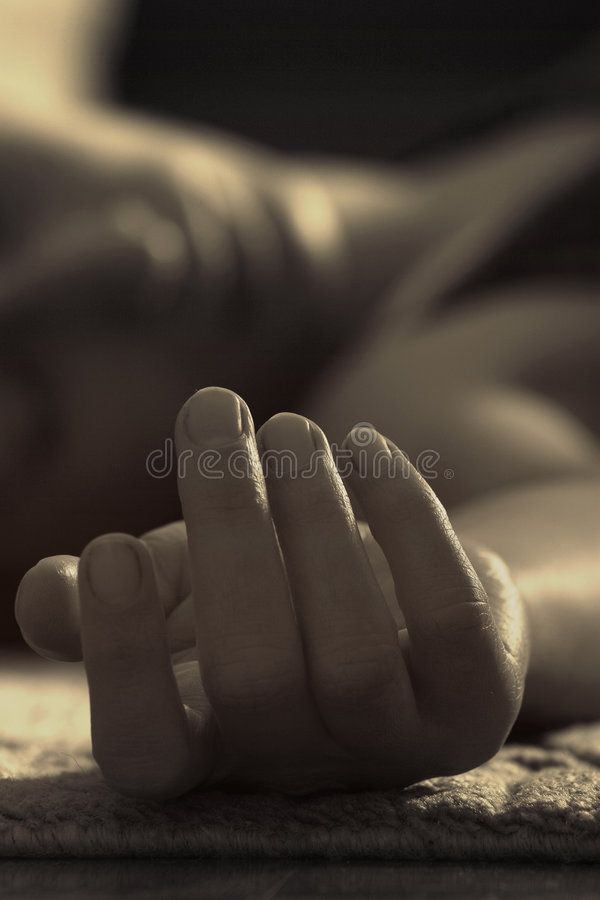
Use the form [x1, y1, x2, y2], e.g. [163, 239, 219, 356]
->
[1, 1, 600, 896]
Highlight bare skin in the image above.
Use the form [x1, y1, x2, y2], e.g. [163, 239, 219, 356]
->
[8, 109, 600, 797]
[0, 104, 421, 588]
[305, 288, 600, 725]
[16, 387, 526, 798]
[15, 291, 600, 796]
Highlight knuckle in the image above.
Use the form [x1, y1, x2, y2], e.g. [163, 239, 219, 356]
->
[314, 640, 401, 710]
[84, 628, 141, 682]
[278, 479, 346, 527]
[85, 640, 132, 677]
[202, 657, 300, 713]
[183, 476, 266, 526]
[84, 631, 156, 684]
[415, 600, 493, 651]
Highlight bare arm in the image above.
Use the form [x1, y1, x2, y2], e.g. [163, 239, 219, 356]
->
[306, 292, 600, 727]
[453, 478, 600, 725]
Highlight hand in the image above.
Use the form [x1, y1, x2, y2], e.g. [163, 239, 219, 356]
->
[16, 388, 528, 799]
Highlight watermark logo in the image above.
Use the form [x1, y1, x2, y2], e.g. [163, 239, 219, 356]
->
[146, 422, 454, 482]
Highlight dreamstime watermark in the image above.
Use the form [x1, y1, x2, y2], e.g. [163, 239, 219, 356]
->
[146, 422, 455, 482]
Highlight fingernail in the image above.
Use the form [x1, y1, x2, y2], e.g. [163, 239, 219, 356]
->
[345, 425, 391, 458]
[342, 427, 400, 479]
[260, 412, 321, 471]
[86, 539, 142, 606]
[184, 387, 243, 446]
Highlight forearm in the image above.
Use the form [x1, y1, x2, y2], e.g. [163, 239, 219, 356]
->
[452, 477, 600, 725]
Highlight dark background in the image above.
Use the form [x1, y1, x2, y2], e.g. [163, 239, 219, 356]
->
[112, 1, 600, 160]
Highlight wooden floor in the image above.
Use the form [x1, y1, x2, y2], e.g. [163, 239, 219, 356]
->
[1, 860, 599, 899]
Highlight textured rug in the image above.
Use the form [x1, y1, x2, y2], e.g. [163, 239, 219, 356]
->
[1, 658, 600, 861]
